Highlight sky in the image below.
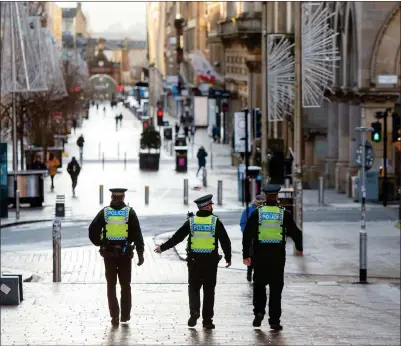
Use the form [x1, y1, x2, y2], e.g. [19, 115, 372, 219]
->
[56, 1, 147, 40]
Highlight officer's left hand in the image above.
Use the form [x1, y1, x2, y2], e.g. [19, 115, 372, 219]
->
[243, 258, 252, 266]
[154, 246, 162, 254]
[137, 254, 144, 266]
[225, 262, 231, 268]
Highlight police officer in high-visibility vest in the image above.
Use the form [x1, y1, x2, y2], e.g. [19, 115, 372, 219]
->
[89, 188, 145, 326]
[154, 194, 232, 329]
[242, 185, 303, 330]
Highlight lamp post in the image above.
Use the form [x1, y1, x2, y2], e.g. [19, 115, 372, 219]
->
[174, 13, 185, 120]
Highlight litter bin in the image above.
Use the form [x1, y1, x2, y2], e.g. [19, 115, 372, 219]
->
[175, 136, 188, 172]
[7, 170, 46, 207]
[278, 187, 294, 215]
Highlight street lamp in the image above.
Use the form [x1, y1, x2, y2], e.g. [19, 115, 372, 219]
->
[174, 13, 185, 119]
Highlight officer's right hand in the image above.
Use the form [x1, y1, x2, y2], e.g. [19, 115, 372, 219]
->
[137, 254, 144, 266]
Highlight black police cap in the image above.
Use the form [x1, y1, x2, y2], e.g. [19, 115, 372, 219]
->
[194, 194, 214, 207]
[109, 188, 127, 196]
[261, 185, 281, 194]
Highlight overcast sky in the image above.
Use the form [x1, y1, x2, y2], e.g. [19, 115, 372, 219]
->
[56, 2, 147, 40]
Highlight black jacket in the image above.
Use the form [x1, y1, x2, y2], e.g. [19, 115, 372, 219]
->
[67, 160, 81, 177]
[242, 201, 303, 259]
[88, 200, 145, 255]
[160, 210, 232, 263]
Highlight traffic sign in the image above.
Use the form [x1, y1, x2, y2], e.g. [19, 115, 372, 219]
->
[355, 140, 374, 171]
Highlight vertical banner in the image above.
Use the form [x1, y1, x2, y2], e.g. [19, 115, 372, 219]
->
[234, 112, 251, 153]
[0, 142, 8, 218]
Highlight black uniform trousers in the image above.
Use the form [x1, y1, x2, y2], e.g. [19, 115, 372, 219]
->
[252, 255, 285, 325]
[187, 255, 219, 322]
[104, 256, 132, 318]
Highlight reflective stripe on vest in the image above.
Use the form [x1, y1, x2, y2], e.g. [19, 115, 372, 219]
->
[102, 207, 130, 241]
[257, 206, 284, 244]
[189, 215, 217, 253]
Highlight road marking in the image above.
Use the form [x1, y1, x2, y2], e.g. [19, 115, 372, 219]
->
[1, 284, 11, 295]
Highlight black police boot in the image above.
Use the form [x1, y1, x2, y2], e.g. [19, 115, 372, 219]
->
[202, 320, 215, 329]
[269, 323, 283, 331]
[253, 313, 264, 327]
[187, 312, 200, 327]
[121, 315, 130, 323]
[111, 316, 119, 326]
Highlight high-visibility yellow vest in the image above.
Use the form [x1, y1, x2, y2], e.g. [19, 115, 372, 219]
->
[188, 215, 217, 253]
[257, 206, 284, 244]
[102, 207, 130, 241]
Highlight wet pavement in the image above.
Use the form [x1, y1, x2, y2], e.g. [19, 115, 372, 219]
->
[1, 281, 399, 345]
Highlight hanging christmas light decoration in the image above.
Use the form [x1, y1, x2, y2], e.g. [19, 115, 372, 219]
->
[301, 2, 340, 108]
[267, 34, 295, 122]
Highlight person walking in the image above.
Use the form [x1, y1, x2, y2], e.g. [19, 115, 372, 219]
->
[67, 156, 81, 197]
[196, 146, 208, 177]
[239, 194, 265, 282]
[154, 194, 231, 329]
[72, 118, 77, 134]
[31, 155, 47, 170]
[46, 153, 60, 190]
[88, 188, 145, 326]
[76, 134, 85, 163]
[242, 185, 303, 330]
[175, 122, 180, 138]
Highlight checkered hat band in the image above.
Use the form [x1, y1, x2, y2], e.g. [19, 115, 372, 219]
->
[197, 200, 212, 207]
[112, 192, 125, 196]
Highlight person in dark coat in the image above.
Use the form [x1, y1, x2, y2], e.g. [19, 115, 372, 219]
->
[243, 185, 303, 330]
[154, 194, 232, 329]
[196, 146, 208, 177]
[175, 122, 180, 137]
[31, 155, 47, 170]
[89, 188, 145, 326]
[67, 156, 81, 197]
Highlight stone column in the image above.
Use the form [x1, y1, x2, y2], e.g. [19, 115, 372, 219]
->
[326, 102, 339, 188]
[346, 104, 361, 196]
[335, 103, 350, 193]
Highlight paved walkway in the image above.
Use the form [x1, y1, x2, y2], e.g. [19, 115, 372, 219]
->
[1, 280, 400, 345]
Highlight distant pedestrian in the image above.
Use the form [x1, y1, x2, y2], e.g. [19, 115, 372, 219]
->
[239, 195, 265, 282]
[180, 114, 185, 125]
[67, 156, 81, 197]
[46, 153, 60, 190]
[72, 118, 77, 134]
[196, 146, 208, 177]
[96, 104, 99, 111]
[119, 113, 123, 127]
[88, 188, 145, 326]
[115, 115, 119, 131]
[175, 122, 180, 137]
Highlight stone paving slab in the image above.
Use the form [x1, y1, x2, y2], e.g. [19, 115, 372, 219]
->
[0, 281, 399, 345]
[162, 221, 401, 279]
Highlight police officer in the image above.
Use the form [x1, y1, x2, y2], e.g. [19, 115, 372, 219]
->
[242, 185, 303, 330]
[89, 188, 145, 326]
[154, 194, 232, 329]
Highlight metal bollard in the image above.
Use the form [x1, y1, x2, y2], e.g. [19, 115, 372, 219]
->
[52, 217, 61, 283]
[102, 152, 104, 170]
[184, 179, 189, 205]
[99, 185, 104, 204]
[169, 141, 173, 156]
[202, 167, 207, 187]
[117, 142, 120, 160]
[251, 179, 257, 201]
[16, 190, 20, 220]
[285, 178, 290, 188]
[217, 180, 223, 206]
[318, 176, 325, 205]
[145, 186, 149, 205]
[124, 152, 127, 170]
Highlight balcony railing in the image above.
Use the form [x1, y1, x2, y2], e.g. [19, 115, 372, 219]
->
[217, 12, 262, 38]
